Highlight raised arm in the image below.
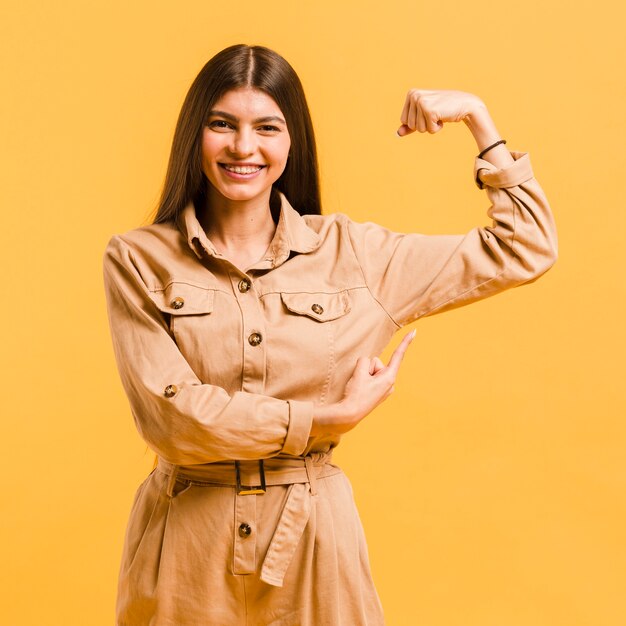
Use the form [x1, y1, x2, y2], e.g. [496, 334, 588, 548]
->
[397, 88, 516, 168]
[346, 89, 558, 329]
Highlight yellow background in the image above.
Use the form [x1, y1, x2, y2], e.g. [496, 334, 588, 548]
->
[2, 0, 625, 624]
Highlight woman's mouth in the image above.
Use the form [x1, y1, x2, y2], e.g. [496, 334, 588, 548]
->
[219, 163, 266, 179]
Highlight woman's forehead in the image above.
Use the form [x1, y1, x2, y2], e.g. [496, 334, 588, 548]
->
[211, 87, 284, 119]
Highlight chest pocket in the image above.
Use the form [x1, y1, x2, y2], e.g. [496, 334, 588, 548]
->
[148, 281, 215, 348]
[271, 290, 352, 403]
[149, 281, 215, 318]
[146, 281, 220, 382]
[280, 290, 351, 322]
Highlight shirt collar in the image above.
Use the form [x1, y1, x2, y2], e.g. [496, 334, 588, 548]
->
[176, 190, 322, 269]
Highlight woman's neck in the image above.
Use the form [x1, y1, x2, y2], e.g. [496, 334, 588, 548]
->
[198, 186, 278, 264]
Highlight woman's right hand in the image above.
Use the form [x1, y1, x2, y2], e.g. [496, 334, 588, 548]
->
[310, 329, 417, 437]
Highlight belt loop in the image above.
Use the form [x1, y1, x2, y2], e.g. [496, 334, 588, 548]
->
[304, 455, 317, 496]
[166, 464, 179, 498]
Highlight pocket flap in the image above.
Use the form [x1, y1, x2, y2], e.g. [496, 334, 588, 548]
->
[149, 282, 215, 315]
[280, 290, 351, 322]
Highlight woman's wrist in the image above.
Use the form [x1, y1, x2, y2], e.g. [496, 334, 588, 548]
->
[463, 102, 498, 149]
[310, 400, 355, 437]
[463, 104, 514, 168]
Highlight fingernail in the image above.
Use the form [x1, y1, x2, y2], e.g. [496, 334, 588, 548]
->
[396, 129, 402, 137]
[410, 329, 416, 340]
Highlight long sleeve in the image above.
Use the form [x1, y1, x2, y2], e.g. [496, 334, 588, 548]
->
[345, 150, 558, 328]
[102, 234, 314, 465]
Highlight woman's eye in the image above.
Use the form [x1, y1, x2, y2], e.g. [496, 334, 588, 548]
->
[209, 120, 232, 130]
[207, 121, 280, 133]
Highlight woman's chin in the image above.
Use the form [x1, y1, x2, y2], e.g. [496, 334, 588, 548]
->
[208, 184, 273, 205]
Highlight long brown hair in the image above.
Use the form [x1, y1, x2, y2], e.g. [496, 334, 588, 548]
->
[151, 44, 322, 224]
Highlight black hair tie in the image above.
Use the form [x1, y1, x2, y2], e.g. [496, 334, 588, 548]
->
[477, 139, 506, 159]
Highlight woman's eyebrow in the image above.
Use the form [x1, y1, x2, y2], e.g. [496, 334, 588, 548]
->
[208, 110, 286, 125]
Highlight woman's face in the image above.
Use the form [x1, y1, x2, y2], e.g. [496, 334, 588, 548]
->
[201, 87, 291, 205]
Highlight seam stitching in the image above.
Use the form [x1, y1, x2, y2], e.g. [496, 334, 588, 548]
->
[342, 219, 402, 329]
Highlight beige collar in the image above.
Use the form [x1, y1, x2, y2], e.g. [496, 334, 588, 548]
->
[176, 190, 322, 268]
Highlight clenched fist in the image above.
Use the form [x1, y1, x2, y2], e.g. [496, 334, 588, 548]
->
[397, 89, 486, 136]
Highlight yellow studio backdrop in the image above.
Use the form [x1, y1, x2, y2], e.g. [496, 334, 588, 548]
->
[1, 0, 624, 624]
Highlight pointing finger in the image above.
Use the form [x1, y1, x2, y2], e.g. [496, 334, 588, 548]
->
[386, 329, 416, 375]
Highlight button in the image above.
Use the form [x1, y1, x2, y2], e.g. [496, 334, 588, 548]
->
[238, 279, 251, 293]
[248, 332, 262, 346]
[163, 384, 178, 398]
[238, 523, 252, 538]
[170, 296, 185, 310]
[311, 303, 324, 315]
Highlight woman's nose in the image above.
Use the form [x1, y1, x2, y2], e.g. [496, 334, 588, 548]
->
[229, 127, 256, 157]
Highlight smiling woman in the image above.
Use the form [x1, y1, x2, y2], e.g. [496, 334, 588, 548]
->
[198, 87, 294, 269]
[201, 88, 291, 205]
[153, 45, 321, 225]
[102, 43, 557, 625]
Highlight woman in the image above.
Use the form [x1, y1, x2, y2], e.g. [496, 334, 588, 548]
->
[102, 44, 557, 625]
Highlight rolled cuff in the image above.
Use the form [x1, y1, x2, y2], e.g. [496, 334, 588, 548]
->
[474, 150, 534, 189]
[282, 399, 314, 456]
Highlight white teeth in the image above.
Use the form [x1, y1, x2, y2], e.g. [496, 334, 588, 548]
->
[223, 164, 263, 174]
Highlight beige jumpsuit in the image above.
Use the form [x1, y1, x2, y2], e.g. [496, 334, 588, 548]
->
[102, 150, 557, 625]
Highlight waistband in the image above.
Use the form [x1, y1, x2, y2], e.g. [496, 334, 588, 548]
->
[155, 451, 341, 587]
[156, 450, 338, 491]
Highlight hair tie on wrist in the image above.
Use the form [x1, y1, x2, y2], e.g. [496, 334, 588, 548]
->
[477, 139, 506, 159]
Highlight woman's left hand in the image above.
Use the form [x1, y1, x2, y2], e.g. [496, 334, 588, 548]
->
[397, 89, 486, 136]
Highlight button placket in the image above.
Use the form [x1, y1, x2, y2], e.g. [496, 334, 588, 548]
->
[232, 487, 257, 575]
[231, 272, 266, 394]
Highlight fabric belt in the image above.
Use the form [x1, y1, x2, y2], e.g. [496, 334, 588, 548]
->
[156, 451, 340, 587]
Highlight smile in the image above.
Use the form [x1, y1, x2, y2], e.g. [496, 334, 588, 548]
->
[220, 164, 265, 174]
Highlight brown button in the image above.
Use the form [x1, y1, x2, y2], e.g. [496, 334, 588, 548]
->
[164, 384, 178, 398]
[248, 332, 262, 346]
[238, 523, 252, 538]
[170, 296, 185, 310]
[238, 279, 251, 293]
[311, 303, 324, 315]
